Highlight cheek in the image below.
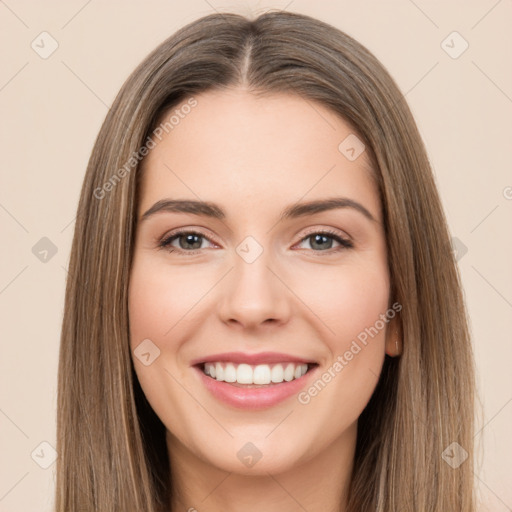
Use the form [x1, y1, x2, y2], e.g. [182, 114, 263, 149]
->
[128, 260, 182, 404]
[291, 256, 390, 350]
[330, 269, 389, 343]
[128, 258, 204, 348]
[128, 258, 200, 440]
[290, 260, 390, 439]
[127, 256, 216, 405]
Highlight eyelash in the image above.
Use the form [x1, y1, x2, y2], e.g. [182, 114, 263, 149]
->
[157, 228, 354, 256]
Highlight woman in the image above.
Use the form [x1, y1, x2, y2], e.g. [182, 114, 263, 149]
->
[56, 10, 476, 512]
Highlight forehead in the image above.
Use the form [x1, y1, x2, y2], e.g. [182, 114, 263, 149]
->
[138, 88, 379, 222]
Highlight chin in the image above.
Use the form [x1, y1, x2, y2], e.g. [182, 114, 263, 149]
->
[198, 437, 308, 476]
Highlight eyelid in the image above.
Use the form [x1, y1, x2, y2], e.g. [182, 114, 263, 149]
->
[297, 226, 352, 244]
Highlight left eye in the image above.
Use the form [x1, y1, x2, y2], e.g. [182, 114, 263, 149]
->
[158, 230, 353, 254]
[296, 232, 353, 251]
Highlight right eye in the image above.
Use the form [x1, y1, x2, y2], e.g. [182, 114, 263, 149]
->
[158, 229, 217, 255]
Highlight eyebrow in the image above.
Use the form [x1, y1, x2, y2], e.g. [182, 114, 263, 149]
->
[140, 197, 377, 223]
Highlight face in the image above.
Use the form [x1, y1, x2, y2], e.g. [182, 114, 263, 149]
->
[128, 88, 396, 476]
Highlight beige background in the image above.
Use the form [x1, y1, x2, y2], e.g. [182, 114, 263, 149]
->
[1, 0, 511, 510]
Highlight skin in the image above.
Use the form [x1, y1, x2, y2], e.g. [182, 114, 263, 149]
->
[128, 88, 401, 512]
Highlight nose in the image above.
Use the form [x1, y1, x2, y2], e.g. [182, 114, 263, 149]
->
[217, 250, 292, 330]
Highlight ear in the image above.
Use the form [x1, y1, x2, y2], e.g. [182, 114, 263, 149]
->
[385, 315, 402, 357]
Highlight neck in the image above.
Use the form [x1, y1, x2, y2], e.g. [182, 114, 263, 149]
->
[167, 423, 356, 512]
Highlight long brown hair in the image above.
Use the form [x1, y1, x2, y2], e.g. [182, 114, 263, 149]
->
[56, 11, 475, 511]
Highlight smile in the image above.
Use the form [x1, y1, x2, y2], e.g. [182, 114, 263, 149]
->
[193, 357, 319, 410]
[202, 362, 311, 385]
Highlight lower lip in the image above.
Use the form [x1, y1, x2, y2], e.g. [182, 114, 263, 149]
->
[194, 365, 318, 410]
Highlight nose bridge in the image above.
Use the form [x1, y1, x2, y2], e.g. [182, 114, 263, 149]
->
[217, 237, 291, 327]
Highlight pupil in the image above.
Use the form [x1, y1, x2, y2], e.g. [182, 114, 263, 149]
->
[311, 234, 332, 250]
[181, 234, 202, 250]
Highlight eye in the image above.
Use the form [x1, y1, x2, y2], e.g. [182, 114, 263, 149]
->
[158, 229, 216, 255]
[157, 228, 353, 256]
[295, 230, 353, 253]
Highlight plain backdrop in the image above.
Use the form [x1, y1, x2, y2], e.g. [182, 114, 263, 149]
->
[1, 1, 511, 510]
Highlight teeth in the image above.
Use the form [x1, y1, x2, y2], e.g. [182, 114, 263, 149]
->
[283, 363, 295, 382]
[271, 364, 284, 383]
[203, 362, 309, 384]
[215, 363, 224, 381]
[223, 363, 236, 382]
[237, 363, 253, 384]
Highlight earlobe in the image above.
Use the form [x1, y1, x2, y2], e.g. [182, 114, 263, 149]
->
[385, 336, 402, 357]
[385, 317, 402, 357]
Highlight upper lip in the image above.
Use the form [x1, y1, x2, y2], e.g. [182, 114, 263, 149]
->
[190, 352, 318, 366]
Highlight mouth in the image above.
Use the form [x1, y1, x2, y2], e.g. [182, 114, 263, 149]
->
[192, 359, 320, 410]
[196, 361, 319, 387]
